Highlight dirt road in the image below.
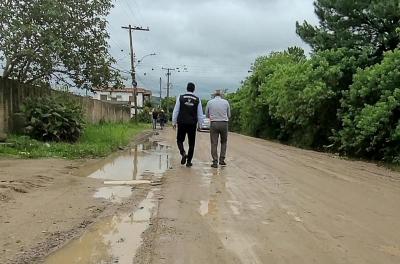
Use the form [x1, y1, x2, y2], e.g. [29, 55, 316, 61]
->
[145, 129, 400, 264]
[42, 128, 400, 264]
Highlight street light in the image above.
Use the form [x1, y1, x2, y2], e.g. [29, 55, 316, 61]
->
[137, 53, 156, 65]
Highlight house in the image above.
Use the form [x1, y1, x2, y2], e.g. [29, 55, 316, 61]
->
[93, 87, 152, 118]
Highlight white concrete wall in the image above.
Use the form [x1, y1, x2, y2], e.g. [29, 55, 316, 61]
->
[94, 91, 145, 108]
[137, 93, 144, 107]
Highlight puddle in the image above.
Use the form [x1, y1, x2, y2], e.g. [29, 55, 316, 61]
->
[195, 162, 217, 187]
[93, 186, 133, 203]
[89, 141, 170, 181]
[45, 190, 158, 264]
[200, 171, 213, 187]
[44, 140, 171, 263]
[199, 200, 209, 216]
[90, 141, 171, 203]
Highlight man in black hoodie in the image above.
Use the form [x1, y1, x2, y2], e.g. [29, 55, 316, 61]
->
[172, 82, 204, 167]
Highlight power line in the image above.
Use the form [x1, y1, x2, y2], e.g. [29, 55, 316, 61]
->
[108, 32, 126, 52]
[121, 0, 141, 25]
[117, 1, 139, 24]
[127, 0, 153, 46]
[131, 0, 147, 28]
[114, 55, 131, 65]
[109, 65, 131, 75]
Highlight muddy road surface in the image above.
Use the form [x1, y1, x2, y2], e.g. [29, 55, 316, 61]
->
[0, 158, 106, 264]
[44, 129, 400, 264]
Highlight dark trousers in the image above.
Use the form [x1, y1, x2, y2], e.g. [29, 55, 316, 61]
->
[210, 121, 228, 163]
[152, 118, 157, 129]
[177, 123, 197, 162]
[160, 119, 165, 129]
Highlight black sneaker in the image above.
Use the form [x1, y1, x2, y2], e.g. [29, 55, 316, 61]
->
[219, 161, 227, 166]
[186, 162, 193, 168]
[181, 154, 187, 165]
[211, 163, 218, 168]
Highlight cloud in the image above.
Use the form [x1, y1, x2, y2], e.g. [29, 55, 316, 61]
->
[107, 0, 318, 98]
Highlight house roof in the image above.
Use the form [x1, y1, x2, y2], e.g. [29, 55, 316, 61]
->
[93, 87, 152, 95]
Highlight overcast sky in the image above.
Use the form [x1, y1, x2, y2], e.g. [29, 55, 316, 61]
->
[107, 0, 318, 99]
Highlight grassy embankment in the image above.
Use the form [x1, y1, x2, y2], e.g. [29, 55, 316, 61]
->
[0, 122, 150, 159]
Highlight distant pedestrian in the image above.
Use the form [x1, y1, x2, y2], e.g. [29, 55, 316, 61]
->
[159, 109, 166, 130]
[172, 82, 204, 167]
[206, 90, 231, 168]
[152, 109, 158, 130]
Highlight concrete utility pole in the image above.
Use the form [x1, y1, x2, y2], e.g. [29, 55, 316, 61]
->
[161, 67, 176, 114]
[122, 25, 149, 121]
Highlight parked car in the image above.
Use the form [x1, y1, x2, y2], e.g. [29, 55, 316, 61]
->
[198, 115, 210, 131]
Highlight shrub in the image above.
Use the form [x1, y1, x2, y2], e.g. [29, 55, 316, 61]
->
[338, 49, 400, 162]
[21, 95, 85, 142]
[137, 106, 152, 123]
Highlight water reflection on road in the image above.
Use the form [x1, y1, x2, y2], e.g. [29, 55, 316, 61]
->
[90, 140, 170, 203]
[44, 190, 159, 264]
[89, 141, 171, 181]
[44, 139, 171, 263]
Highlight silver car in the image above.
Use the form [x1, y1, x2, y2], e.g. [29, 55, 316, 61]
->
[198, 115, 210, 131]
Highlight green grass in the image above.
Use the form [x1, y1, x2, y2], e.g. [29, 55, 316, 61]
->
[0, 122, 150, 159]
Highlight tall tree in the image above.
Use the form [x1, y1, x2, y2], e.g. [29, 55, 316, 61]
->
[296, 0, 400, 58]
[0, 0, 121, 89]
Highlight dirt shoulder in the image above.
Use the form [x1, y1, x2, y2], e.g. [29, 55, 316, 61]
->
[0, 158, 106, 264]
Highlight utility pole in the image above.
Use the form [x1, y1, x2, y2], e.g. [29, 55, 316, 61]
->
[159, 77, 162, 107]
[162, 67, 176, 114]
[122, 24, 149, 121]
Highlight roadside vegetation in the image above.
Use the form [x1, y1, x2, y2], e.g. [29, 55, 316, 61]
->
[22, 96, 85, 143]
[228, 0, 400, 164]
[0, 122, 149, 159]
[0, 92, 150, 159]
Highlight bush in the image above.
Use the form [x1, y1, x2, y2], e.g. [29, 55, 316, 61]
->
[21, 95, 85, 142]
[158, 97, 176, 121]
[137, 106, 152, 123]
[338, 49, 400, 162]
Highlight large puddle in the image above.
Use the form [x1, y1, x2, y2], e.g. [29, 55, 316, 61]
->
[44, 139, 171, 263]
[44, 190, 158, 264]
[90, 141, 171, 203]
[89, 141, 171, 181]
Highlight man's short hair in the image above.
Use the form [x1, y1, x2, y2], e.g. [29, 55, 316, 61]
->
[187, 82, 195, 92]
